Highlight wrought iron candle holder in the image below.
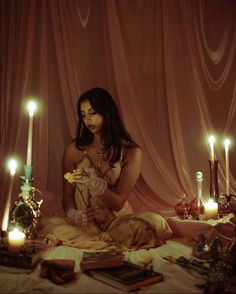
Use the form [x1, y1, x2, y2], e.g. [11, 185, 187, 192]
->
[208, 160, 219, 202]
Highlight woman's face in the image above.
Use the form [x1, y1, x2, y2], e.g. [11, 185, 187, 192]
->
[80, 100, 104, 134]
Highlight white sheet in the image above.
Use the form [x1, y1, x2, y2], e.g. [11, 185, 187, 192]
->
[0, 238, 203, 293]
[167, 214, 234, 245]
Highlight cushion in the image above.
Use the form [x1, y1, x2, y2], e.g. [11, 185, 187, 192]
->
[135, 212, 172, 241]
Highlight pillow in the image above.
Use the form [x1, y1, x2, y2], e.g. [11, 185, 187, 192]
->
[135, 212, 172, 241]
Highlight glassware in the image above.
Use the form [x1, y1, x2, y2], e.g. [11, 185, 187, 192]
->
[175, 194, 190, 219]
[189, 171, 205, 218]
[218, 194, 231, 217]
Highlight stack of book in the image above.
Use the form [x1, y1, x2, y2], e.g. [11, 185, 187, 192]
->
[80, 251, 125, 271]
[0, 240, 47, 269]
[80, 251, 163, 292]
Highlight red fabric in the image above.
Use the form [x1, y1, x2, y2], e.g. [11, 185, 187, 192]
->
[0, 0, 236, 219]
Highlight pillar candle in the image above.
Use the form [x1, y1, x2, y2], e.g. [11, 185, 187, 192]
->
[224, 139, 230, 196]
[8, 228, 26, 253]
[204, 199, 218, 220]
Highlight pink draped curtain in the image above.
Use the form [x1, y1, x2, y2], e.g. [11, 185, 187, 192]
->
[1, 0, 236, 220]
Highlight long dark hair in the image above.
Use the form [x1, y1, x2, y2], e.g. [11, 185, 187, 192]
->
[75, 87, 137, 166]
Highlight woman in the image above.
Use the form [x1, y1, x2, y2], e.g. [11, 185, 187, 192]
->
[42, 87, 159, 250]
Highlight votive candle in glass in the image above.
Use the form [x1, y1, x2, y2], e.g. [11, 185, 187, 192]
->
[8, 228, 26, 253]
[204, 198, 218, 220]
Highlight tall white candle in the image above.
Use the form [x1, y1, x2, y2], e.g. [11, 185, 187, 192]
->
[224, 139, 230, 196]
[26, 101, 37, 166]
[208, 135, 215, 161]
[204, 198, 218, 220]
[1, 159, 17, 232]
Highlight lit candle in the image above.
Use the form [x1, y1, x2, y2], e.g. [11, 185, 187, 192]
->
[224, 139, 230, 196]
[26, 100, 37, 166]
[1, 159, 17, 232]
[204, 198, 218, 220]
[8, 228, 26, 253]
[208, 135, 215, 161]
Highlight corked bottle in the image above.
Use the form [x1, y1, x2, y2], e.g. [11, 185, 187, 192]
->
[189, 171, 205, 218]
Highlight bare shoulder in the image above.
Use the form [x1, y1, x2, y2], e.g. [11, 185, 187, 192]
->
[63, 141, 83, 170]
[64, 141, 78, 155]
[123, 145, 142, 163]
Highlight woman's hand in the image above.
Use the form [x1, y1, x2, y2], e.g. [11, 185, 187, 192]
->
[64, 168, 88, 184]
[64, 167, 107, 196]
[93, 207, 107, 223]
[66, 207, 94, 226]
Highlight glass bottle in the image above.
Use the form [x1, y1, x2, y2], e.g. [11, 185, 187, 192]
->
[175, 193, 190, 219]
[218, 194, 231, 217]
[189, 171, 205, 217]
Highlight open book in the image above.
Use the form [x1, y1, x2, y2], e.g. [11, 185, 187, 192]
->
[88, 261, 163, 292]
[80, 251, 124, 271]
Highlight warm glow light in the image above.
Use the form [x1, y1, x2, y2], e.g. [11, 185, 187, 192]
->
[208, 135, 215, 161]
[224, 138, 230, 148]
[8, 228, 26, 253]
[27, 100, 37, 117]
[208, 135, 215, 144]
[204, 198, 218, 220]
[1, 159, 18, 231]
[8, 159, 17, 176]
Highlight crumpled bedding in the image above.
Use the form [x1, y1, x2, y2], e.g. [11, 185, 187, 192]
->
[38, 214, 162, 251]
[0, 238, 203, 293]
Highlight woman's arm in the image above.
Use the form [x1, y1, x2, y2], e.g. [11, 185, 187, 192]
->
[98, 146, 142, 211]
[62, 142, 78, 212]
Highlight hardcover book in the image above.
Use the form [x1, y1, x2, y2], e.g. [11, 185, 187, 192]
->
[0, 240, 48, 269]
[88, 261, 163, 292]
[80, 251, 124, 271]
[0, 247, 43, 269]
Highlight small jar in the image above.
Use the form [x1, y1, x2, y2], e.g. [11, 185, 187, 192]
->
[218, 194, 231, 217]
[175, 194, 191, 219]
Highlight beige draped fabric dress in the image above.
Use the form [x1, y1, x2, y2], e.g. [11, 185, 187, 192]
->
[39, 147, 158, 250]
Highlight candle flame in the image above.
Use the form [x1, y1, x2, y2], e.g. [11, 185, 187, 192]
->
[10, 227, 22, 234]
[207, 198, 215, 205]
[27, 100, 37, 117]
[8, 227, 26, 252]
[208, 135, 215, 144]
[224, 138, 230, 147]
[8, 159, 17, 176]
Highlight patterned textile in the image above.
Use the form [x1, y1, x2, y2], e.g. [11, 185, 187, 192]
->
[39, 146, 160, 250]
